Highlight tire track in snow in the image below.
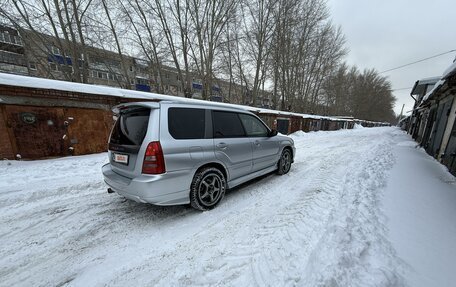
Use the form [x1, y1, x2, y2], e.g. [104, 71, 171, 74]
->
[108, 130, 392, 287]
[0, 128, 404, 287]
[301, 136, 404, 286]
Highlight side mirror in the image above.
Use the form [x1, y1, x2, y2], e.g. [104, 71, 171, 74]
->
[268, 129, 278, 137]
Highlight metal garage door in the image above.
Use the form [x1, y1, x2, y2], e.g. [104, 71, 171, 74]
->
[276, 118, 289, 134]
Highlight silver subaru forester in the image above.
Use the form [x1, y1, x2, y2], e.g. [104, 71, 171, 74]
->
[102, 101, 295, 210]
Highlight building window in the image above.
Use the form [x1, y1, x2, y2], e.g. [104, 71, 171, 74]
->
[3, 32, 11, 44]
[62, 65, 74, 74]
[49, 62, 59, 71]
[50, 62, 73, 73]
[91, 70, 115, 80]
[29, 62, 37, 70]
[51, 46, 61, 55]
[129, 66, 134, 72]
[0, 31, 23, 46]
[14, 36, 23, 46]
[97, 71, 108, 79]
[136, 77, 149, 85]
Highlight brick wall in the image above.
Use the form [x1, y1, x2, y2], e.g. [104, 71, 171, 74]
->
[0, 84, 153, 159]
[290, 116, 302, 134]
[0, 106, 15, 159]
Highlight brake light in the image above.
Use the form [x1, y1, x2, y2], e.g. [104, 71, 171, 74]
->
[142, 141, 166, 174]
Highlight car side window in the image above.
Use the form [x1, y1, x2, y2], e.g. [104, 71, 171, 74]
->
[212, 111, 246, 138]
[168, 108, 205, 139]
[239, 114, 269, 137]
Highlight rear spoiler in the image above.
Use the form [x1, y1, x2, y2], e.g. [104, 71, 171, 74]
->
[112, 102, 160, 114]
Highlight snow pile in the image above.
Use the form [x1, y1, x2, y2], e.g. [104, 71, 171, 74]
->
[442, 60, 456, 79]
[396, 140, 417, 147]
[354, 123, 364, 129]
[289, 130, 306, 138]
[422, 79, 445, 102]
[421, 60, 456, 103]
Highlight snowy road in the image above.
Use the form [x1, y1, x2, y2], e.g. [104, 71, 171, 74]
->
[1, 127, 451, 286]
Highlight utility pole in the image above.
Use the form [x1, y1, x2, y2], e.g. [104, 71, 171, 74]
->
[397, 104, 405, 126]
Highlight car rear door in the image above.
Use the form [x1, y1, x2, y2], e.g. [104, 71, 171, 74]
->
[161, 106, 212, 172]
[212, 110, 253, 180]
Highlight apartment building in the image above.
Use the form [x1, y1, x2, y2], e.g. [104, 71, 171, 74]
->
[0, 24, 272, 108]
[0, 26, 28, 75]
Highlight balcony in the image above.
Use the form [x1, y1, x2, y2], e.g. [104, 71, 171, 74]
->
[0, 50, 27, 66]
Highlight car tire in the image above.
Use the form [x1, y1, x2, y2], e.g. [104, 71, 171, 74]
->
[277, 148, 292, 175]
[190, 167, 226, 211]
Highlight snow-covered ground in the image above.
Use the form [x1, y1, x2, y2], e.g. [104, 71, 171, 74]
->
[383, 135, 456, 287]
[0, 127, 455, 286]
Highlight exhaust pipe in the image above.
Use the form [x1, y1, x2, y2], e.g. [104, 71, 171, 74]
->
[107, 188, 115, 194]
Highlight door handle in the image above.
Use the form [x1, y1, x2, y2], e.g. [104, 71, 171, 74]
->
[217, 143, 228, 150]
[254, 140, 260, 147]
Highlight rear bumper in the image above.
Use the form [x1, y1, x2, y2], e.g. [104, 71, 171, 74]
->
[102, 163, 191, 205]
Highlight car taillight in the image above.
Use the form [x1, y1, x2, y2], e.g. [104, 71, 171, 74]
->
[142, 141, 166, 174]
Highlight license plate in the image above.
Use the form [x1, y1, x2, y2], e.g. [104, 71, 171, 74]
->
[113, 153, 129, 164]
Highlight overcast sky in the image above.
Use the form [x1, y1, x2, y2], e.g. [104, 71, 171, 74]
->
[327, 0, 456, 116]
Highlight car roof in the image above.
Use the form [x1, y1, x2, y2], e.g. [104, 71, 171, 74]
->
[113, 100, 255, 115]
[158, 101, 252, 113]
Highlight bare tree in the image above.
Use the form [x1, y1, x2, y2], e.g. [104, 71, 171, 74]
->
[322, 65, 396, 122]
[149, 0, 194, 97]
[268, 0, 346, 113]
[2, 0, 93, 83]
[97, 0, 132, 89]
[1, 0, 395, 120]
[188, 0, 238, 100]
[241, 0, 276, 106]
[118, 0, 165, 93]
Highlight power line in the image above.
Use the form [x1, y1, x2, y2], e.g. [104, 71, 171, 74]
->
[380, 49, 456, 74]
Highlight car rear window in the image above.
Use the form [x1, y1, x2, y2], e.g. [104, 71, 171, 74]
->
[168, 108, 205, 139]
[213, 111, 246, 138]
[110, 107, 150, 146]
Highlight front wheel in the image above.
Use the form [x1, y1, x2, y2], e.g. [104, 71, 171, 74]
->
[190, 167, 226, 211]
[277, 149, 292, 175]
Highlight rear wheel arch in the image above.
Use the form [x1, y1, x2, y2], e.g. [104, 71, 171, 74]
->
[194, 162, 228, 181]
